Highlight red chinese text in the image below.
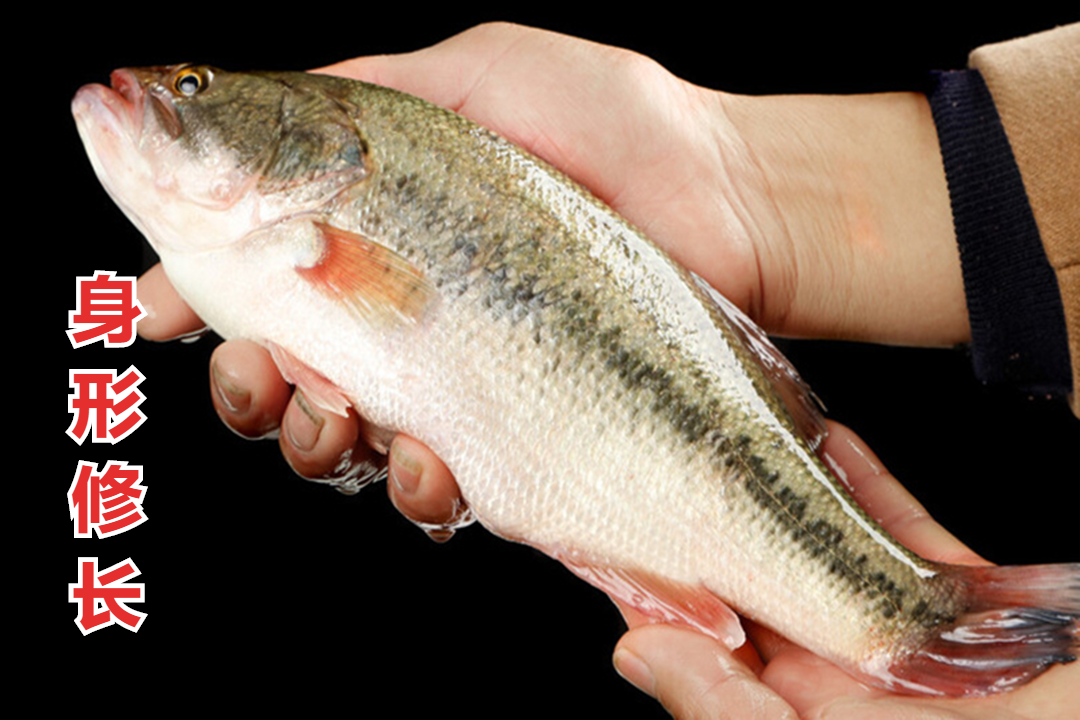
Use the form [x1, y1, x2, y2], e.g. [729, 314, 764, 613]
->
[67, 271, 147, 349]
[69, 557, 147, 635]
[67, 366, 147, 444]
[69, 460, 147, 539]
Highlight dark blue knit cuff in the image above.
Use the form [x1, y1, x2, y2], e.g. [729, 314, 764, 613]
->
[927, 69, 1071, 397]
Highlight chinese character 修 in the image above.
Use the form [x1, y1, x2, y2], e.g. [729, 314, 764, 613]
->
[69, 557, 147, 635]
[67, 366, 147, 444]
[67, 271, 147, 349]
[69, 460, 147, 539]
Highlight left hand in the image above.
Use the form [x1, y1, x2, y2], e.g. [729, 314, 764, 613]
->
[136, 266, 459, 526]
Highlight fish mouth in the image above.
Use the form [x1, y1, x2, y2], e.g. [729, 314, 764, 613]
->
[110, 68, 143, 106]
[71, 70, 158, 244]
[72, 71, 143, 149]
[72, 67, 184, 148]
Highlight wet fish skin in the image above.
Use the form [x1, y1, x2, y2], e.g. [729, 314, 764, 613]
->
[72, 65, 1080, 696]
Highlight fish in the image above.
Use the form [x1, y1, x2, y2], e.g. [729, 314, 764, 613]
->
[71, 63, 1079, 697]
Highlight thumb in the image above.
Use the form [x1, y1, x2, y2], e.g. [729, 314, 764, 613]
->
[312, 22, 559, 113]
[614, 625, 798, 720]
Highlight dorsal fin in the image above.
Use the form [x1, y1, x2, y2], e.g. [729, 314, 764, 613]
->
[690, 272, 828, 450]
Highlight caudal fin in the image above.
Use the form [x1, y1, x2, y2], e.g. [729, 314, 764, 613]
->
[885, 563, 1080, 696]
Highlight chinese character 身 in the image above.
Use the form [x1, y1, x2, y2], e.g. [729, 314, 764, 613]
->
[67, 271, 146, 349]
[69, 557, 147, 634]
[69, 460, 147, 539]
[67, 366, 147, 444]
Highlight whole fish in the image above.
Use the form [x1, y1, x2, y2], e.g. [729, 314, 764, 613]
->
[72, 64, 1078, 696]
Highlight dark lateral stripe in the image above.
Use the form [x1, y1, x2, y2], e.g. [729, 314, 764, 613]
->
[476, 237, 935, 624]
[737, 456, 925, 622]
[927, 70, 1071, 397]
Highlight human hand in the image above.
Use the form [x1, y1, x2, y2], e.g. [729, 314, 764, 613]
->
[610, 421, 1080, 719]
[137, 23, 966, 528]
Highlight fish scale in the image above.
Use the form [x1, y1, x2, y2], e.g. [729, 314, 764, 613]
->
[73, 64, 1079, 697]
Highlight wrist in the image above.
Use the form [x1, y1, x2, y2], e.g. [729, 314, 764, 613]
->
[714, 91, 968, 346]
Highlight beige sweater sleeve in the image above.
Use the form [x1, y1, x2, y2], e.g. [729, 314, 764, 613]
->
[969, 24, 1080, 415]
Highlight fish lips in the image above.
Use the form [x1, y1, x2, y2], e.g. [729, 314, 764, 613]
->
[72, 69, 188, 253]
[72, 78, 145, 215]
[72, 78, 140, 146]
[72, 67, 185, 152]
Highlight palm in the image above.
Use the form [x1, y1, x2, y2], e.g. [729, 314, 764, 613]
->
[322, 23, 774, 325]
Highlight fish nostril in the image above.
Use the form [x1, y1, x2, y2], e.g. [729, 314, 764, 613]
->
[109, 69, 139, 105]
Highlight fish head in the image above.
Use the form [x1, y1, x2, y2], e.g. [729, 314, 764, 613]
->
[72, 65, 368, 256]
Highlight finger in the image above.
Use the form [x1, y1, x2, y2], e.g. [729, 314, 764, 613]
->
[210, 339, 291, 440]
[611, 598, 763, 674]
[315, 23, 546, 113]
[614, 625, 798, 720]
[747, 419, 983, 675]
[136, 264, 206, 340]
[819, 421, 985, 565]
[279, 388, 378, 484]
[386, 434, 465, 535]
[760, 644, 883, 720]
[316, 23, 648, 187]
[742, 618, 791, 666]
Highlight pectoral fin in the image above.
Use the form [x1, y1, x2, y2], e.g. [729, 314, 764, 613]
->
[297, 222, 435, 327]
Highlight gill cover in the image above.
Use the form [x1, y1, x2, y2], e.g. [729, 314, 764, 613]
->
[151, 65, 370, 211]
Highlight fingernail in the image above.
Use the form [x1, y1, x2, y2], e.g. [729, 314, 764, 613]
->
[211, 360, 250, 414]
[286, 390, 324, 452]
[613, 647, 655, 697]
[389, 440, 421, 495]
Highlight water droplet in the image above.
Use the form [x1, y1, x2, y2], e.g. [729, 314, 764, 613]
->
[178, 326, 211, 344]
[319, 450, 387, 495]
[412, 499, 476, 543]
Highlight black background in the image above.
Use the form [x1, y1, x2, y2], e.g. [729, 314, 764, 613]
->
[36, 7, 1077, 715]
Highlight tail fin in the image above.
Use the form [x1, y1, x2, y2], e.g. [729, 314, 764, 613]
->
[884, 563, 1080, 696]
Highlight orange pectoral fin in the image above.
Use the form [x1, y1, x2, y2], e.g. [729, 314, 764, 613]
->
[297, 222, 435, 327]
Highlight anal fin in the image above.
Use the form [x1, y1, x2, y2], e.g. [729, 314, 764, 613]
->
[554, 550, 745, 649]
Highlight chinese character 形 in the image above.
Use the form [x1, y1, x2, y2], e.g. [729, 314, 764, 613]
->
[67, 366, 147, 444]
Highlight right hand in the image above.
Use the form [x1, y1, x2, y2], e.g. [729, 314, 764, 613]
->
[612, 422, 1080, 719]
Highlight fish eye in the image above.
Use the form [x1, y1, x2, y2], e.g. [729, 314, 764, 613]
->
[173, 67, 211, 97]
